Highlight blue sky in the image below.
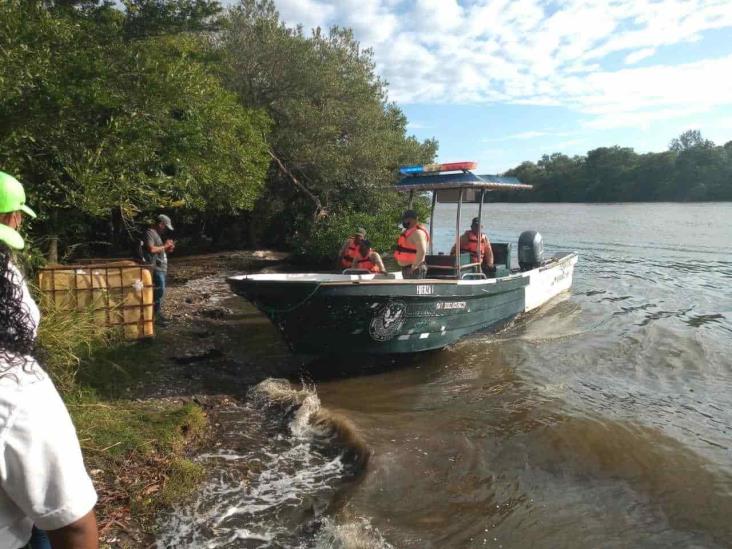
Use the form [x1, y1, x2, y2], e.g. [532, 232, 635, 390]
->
[225, 0, 732, 173]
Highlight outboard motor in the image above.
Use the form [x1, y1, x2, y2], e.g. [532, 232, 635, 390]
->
[518, 230, 544, 271]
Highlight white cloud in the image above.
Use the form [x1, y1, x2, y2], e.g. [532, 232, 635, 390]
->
[484, 130, 567, 141]
[407, 121, 431, 130]
[273, 0, 335, 32]
[624, 47, 656, 65]
[268, 0, 732, 129]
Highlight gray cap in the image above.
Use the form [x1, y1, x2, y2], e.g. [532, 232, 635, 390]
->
[157, 214, 174, 231]
[355, 227, 366, 237]
[402, 209, 418, 220]
[471, 217, 481, 226]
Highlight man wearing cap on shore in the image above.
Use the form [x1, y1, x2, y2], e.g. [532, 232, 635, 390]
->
[0, 171, 100, 549]
[144, 214, 175, 324]
[451, 217, 495, 276]
[394, 209, 430, 279]
[337, 227, 367, 271]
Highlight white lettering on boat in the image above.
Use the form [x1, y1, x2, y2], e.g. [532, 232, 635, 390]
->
[436, 301, 466, 310]
[416, 285, 434, 295]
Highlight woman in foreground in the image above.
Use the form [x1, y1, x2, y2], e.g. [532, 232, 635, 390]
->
[0, 171, 98, 549]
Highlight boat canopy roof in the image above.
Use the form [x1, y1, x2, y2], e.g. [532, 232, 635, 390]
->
[395, 162, 532, 192]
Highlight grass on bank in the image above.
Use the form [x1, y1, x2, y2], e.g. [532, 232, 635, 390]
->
[34, 297, 209, 537]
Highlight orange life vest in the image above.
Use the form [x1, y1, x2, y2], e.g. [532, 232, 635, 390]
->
[394, 225, 430, 265]
[460, 231, 488, 263]
[354, 248, 381, 273]
[340, 237, 360, 269]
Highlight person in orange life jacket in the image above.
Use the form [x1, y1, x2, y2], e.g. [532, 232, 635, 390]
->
[451, 217, 495, 275]
[337, 227, 366, 270]
[394, 210, 429, 279]
[351, 240, 386, 273]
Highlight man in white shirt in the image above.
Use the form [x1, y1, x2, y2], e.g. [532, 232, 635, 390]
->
[0, 171, 98, 549]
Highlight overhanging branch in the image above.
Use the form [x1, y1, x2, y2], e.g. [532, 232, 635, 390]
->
[268, 150, 326, 220]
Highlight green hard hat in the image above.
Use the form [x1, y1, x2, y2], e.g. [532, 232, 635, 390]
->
[0, 171, 36, 218]
[0, 224, 24, 249]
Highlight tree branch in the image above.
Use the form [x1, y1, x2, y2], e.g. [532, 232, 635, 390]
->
[268, 150, 326, 220]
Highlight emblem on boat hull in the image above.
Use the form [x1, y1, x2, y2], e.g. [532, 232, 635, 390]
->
[369, 301, 407, 341]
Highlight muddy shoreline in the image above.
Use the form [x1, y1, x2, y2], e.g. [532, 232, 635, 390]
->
[99, 250, 309, 547]
[132, 250, 302, 398]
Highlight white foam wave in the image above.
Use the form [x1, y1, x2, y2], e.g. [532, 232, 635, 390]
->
[158, 380, 364, 548]
[311, 517, 394, 549]
[290, 393, 323, 438]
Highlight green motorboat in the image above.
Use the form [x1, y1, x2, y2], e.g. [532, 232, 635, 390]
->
[228, 164, 577, 354]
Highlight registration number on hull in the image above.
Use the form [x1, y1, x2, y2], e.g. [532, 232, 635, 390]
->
[416, 285, 434, 295]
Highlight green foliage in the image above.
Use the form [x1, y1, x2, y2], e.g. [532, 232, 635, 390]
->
[70, 400, 206, 458]
[159, 457, 206, 506]
[501, 130, 732, 203]
[0, 0, 270, 251]
[34, 290, 113, 395]
[291, 191, 431, 264]
[669, 129, 715, 152]
[122, 0, 224, 38]
[61, 33, 271, 218]
[221, 0, 437, 243]
[35, 294, 208, 533]
[69, 396, 208, 528]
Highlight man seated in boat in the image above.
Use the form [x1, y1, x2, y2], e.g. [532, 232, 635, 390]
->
[351, 240, 386, 273]
[337, 227, 366, 270]
[451, 217, 495, 276]
[394, 209, 429, 279]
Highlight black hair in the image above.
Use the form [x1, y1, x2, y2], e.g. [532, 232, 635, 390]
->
[359, 239, 371, 249]
[0, 243, 36, 375]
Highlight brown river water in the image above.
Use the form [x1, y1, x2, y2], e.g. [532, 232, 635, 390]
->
[159, 203, 732, 548]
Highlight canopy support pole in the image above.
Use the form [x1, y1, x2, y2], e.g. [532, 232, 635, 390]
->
[407, 190, 414, 209]
[455, 188, 463, 278]
[476, 189, 484, 269]
[429, 190, 437, 255]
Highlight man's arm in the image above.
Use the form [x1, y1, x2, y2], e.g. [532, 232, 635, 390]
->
[410, 230, 427, 268]
[47, 511, 99, 549]
[145, 230, 167, 254]
[451, 234, 467, 256]
[372, 252, 386, 273]
[337, 239, 349, 268]
[483, 235, 494, 267]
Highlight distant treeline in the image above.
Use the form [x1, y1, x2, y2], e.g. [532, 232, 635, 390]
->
[495, 130, 732, 203]
[0, 0, 435, 263]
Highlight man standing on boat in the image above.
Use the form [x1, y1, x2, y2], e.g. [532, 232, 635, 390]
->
[337, 227, 366, 270]
[394, 210, 429, 279]
[351, 240, 386, 273]
[452, 217, 495, 275]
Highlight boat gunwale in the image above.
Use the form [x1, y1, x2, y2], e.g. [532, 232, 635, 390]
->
[227, 252, 577, 287]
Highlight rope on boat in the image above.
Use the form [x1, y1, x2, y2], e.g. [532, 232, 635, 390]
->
[259, 283, 322, 314]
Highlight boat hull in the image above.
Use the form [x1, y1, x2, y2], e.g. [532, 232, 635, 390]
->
[228, 253, 577, 354]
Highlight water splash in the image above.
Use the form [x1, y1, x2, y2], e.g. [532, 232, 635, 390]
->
[157, 378, 372, 548]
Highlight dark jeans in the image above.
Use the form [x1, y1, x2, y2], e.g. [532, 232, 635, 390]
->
[482, 264, 498, 278]
[153, 269, 166, 315]
[401, 264, 428, 279]
[26, 526, 51, 549]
